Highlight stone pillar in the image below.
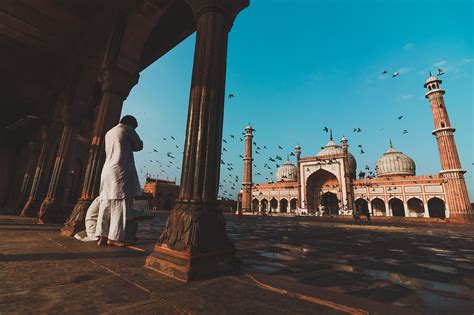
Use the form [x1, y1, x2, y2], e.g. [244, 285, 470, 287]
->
[37, 65, 89, 224]
[15, 138, 41, 211]
[241, 124, 253, 213]
[403, 200, 409, 218]
[146, 0, 249, 282]
[61, 68, 137, 235]
[367, 201, 373, 216]
[423, 201, 430, 218]
[20, 125, 59, 217]
[387, 202, 391, 216]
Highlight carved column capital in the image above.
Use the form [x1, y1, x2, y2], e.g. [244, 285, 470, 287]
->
[186, 0, 249, 30]
[98, 67, 139, 100]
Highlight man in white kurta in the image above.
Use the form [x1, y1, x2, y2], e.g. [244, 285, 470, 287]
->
[96, 115, 143, 245]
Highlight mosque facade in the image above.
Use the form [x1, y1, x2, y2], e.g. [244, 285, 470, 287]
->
[239, 77, 472, 222]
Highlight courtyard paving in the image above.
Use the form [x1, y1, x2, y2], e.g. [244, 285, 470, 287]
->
[1, 212, 473, 314]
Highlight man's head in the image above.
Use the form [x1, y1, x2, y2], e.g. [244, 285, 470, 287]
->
[120, 115, 138, 129]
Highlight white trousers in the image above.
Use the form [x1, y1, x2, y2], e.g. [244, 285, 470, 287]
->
[95, 199, 131, 241]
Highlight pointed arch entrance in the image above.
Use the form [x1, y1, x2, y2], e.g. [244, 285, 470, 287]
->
[428, 197, 446, 218]
[279, 198, 288, 213]
[306, 169, 340, 213]
[389, 198, 405, 217]
[371, 198, 386, 216]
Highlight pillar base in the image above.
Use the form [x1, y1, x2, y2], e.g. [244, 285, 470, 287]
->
[145, 201, 240, 282]
[60, 198, 92, 236]
[145, 245, 240, 282]
[38, 198, 65, 224]
[20, 198, 41, 217]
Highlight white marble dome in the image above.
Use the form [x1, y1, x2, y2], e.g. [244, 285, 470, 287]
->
[316, 139, 357, 175]
[375, 144, 416, 177]
[276, 160, 297, 182]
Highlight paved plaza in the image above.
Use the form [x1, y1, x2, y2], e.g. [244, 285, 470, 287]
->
[1, 212, 473, 314]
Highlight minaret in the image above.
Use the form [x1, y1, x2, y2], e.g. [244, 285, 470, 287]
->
[341, 135, 354, 211]
[295, 144, 302, 209]
[241, 124, 253, 213]
[424, 76, 472, 221]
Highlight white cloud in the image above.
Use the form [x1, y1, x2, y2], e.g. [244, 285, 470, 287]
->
[433, 60, 447, 67]
[403, 42, 415, 50]
[461, 58, 472, 64]
[397, 67, 411, 74]
[400, 94, 413, 101]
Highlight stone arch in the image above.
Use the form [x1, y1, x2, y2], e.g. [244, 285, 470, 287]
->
[306, 169, 339, 212]
[279, 198, 288, 213]
[428, 197, 446, 218]
[355, 198, 369, 215]
[270, 198, 278, 213]
[371, 198, 386, 216]
[252, 198, 259, 212]
[407, 197, 424, 217]
[321, 192, 339, 214]
[389, 198, 405, 217]
[290, 198, 297, 212]
[261, 199, 268, 213]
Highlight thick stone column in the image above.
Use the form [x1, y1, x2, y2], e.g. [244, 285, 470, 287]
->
[20, 125, 59, 217]
[15, 138, 41, 211]
[146, 0, 249, 282]
[61, 2, 163, 236]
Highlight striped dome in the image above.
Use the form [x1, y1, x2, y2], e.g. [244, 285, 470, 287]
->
[375, 143, 415, 177]
[276, 160, 297, 182]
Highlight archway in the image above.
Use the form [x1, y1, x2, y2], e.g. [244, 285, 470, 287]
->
[428, 197, 446, 218]
[371, 198, 386, 216]
[261, 199, 268, 214]
[389, 198, 405, 217]
[407, 198, 424, 217]
[355, 198, 369, 215]
[279, 198, 288, 213]
[306, 169, 339, 212]
[252, 199, 259, 213]
[321, 192, 339, 214]
[270, 198, 278, 213]
[290, 198, 297, 212]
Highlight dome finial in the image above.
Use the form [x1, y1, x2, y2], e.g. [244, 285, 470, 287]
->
[329, 129, 333, 141]
[287, 153, 290, 161]
[389, 138, 393, 148]
[429, 71, 432, 77]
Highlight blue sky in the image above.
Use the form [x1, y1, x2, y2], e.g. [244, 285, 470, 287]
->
[123, 0, 473, 200]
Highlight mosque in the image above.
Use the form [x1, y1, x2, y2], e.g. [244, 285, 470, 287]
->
[239, 76, 472, 222]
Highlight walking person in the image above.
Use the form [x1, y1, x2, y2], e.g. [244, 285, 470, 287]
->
[96, 115, 143, 246]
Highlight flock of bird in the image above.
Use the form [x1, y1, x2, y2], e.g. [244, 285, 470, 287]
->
[138, 67, 448, 198]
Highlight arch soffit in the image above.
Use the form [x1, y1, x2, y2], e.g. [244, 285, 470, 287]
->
[306, 168, 339, 185]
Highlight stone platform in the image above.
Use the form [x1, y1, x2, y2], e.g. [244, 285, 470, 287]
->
[1, 213, 474, 314]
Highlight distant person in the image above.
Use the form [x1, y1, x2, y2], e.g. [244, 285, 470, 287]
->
[96, 115, 143, 246]
[353, 210, 361, 222]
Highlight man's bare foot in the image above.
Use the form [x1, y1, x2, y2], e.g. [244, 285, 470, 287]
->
[107, 240, 126, 247]
[97, 237, 108, 246]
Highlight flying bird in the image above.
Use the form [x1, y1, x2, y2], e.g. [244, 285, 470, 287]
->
[323, 127, 329, 133]
[223, 139, 227, 143]
[230, 135, 235, 138]
[228, 94, 234, 99]
[403, 129, 408, 134]
[360, 150, 365, 154]
[171, 136, 175, 140]
[437, 69, 445, 76]
[381, 70, 387, 74]
[278, 146, 283, 149]
[392, 72, 399, 78]
[153, 149, 158, 152]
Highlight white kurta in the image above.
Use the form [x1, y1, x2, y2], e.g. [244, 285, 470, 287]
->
[96, 123, 143, 241]
[99, 123, 143, 200]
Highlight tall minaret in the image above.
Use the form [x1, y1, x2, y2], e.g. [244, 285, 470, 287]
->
[341, 135, 354, 210]
[241, 124, 253, 213]
[295, 144, 302, 209]
[424, 76, 471, 221]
